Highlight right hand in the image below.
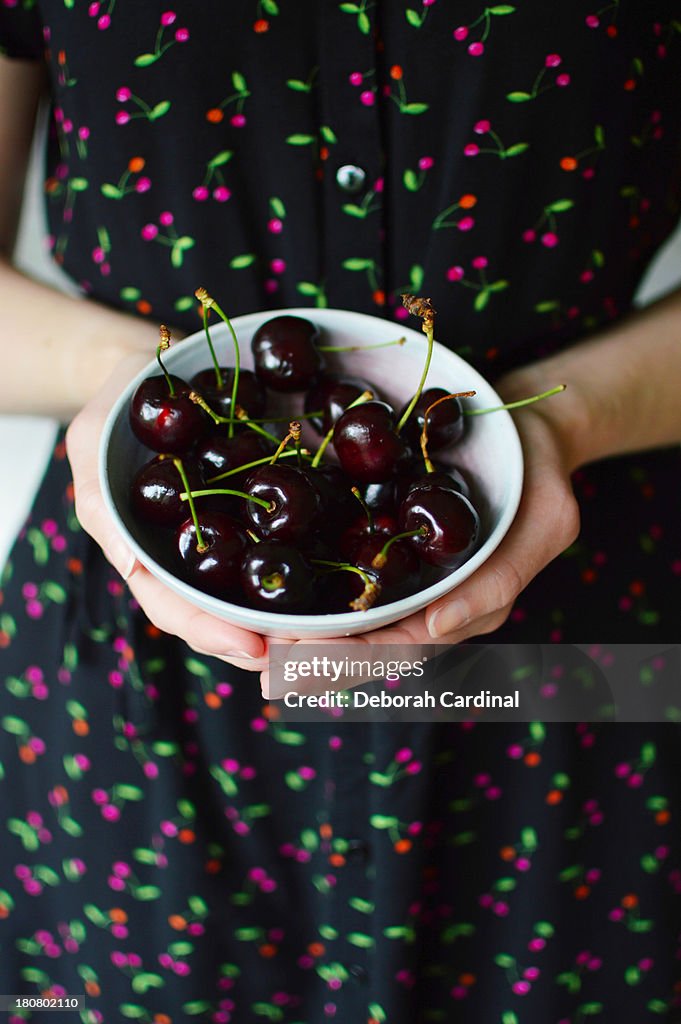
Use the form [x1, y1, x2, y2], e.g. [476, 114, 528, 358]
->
[66, 353, 269, 671]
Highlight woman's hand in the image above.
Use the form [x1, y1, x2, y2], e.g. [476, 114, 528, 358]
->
[65, 353, 269, 670]
[260, 380, 581, 697]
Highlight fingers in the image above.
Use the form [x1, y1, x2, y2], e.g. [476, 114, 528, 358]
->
[125, 564, 267, 662]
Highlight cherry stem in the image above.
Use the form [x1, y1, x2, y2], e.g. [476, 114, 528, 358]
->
[396, 295, 436, 434]
[172, 458, 206, 552]
[310, 559, 381, 611]
[189, 392, 281, 445]
[156, 325, 176, 398]
[270, 421, 302, 466]
[464, 384, 567, 417]
[372, 526, 427, 569]
[262, 572, 284, 592]
[351, 485, 374, 534]
[207, 449, 308, 484]
[246, 410, 324, 424]
[179, 487, 275, 513]
[196, 288, 240, 438]
[201, 305, 224, 390]
[318, 336, 406, 353]
[420, 390, 477, 472]
[311, 389, 374, 469]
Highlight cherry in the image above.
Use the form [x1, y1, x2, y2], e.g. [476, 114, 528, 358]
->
[304, 374, 377, 433]
[245, 464, 321, 541]
[251, 314, 324, 392]
[190, 368, 266, 420]
[394, 461, 471, 506]
[241, 540, 314, 612]
[303, 464, 356, 536]
[333, 401, 408, 483]
[398, 484, 480, 568]
[339, 511, 398, 561]
[130, 455, 205, 527]
[129, 374, 206, 454]
[195, 431, 271, 484]
[351, 532, 421, 602]
[400, 386, 464, 451]
[176, 511, 248, 597]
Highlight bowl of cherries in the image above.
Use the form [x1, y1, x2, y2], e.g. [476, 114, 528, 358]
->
[99, 292, 525, 638]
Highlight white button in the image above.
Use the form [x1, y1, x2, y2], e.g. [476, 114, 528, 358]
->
[336, 164, 367, 193]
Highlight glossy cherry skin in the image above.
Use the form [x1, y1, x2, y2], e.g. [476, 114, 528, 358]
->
[130, 456, 205, 527]
[304, 374, 377, 434]
[394, 461, 471, 507]
[245, 464, 321, 542]
[190, 368, 266, 419]
[129, 374, 207, 454]
[339, 512, 398, 561]
[241, 540, 314, 613]
[351, 533, 421, 602]
[176, 512, 248, 597]
[398, 484, 480, 568]
[400, 387, 464, 452]
[333, 401, 408, 484]
[302, 464, 356, 540]
[251, 315, 324, 392]
[195, 431, 271, 484]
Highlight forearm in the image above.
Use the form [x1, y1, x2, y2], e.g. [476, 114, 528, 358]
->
[498, 286, 681, 471]
[0, 258, 158, 420]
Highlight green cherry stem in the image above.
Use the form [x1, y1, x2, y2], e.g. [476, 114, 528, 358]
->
[310, 559, 381, 612]
[172, 457, 206, 551]
[206, 449, 308, 485]
[189, 391, 281, 445]
[311, 389, 374, 469]
[310, 559, 372, 586]
[372, 526, 427, 569]
[351, 485, 374, 534]
[201, 305, 224, 390]
[196, 287, 241, 438]
[463, 384, 567, 416]
[396, 294, 436, 434]
[178, 487, 275, 513]
[156, 325, 176, 398]
[318, 336, 406, 353]
[270, 421, 302, 466]
[245, 410, 324, 424]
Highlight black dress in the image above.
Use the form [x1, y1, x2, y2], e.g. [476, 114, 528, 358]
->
[1, 3, 680, 1021]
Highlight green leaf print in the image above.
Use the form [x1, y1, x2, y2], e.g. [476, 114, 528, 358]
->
[101, 183, 123, 199]
[149, 100, 171, 121]
[208, 150, 233, 168]
[489, 4, 516, 13]
[403, 169, 419, 191]
[507, 91, 532, 103]
[504, 143, 529, 157]
[134, 53, 158, 67]
[357, 11, 370, 34]
[230, 253, 256, 268]
[286, 134, 316, 145]
[405, 9, 422, 28]
[232, 71, 247, 92]
[402, 102, 429, 114]
[131, 973, 164, 993]
[474, 290, 490, 312]
[347, 931, 375, 947]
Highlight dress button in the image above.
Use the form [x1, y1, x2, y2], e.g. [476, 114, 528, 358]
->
[336, 164, 367, 193]
[348, 964, 369, 984]
[346, 839, 370, 863]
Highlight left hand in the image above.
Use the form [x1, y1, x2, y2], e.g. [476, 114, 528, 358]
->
[260, 382, 580, 697]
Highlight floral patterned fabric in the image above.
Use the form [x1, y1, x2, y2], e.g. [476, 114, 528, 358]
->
[1, 2, 680, 1022]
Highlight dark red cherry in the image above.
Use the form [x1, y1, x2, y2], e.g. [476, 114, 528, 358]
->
[190, 368, 266, 419]
[195, 431, 271, 484]
[333, 401, 408, 483]
[320, 567, 367, 614]
[398, 485, 480, 568]
[302, 464, 356, 537]
[394, 461, 471, 507]
[351, 533, 421, 602]
[129, 375, 207, 454]
[339, 512, 398, 561]
[304, 374, 378, 434]
[176, 512, 248, 597]
[130, 456, 205, 527]
[400, 387, 464, 452]
[241, 541, 314, 612]
[245, 464, 321, 542]
[251, 315, 324, 392]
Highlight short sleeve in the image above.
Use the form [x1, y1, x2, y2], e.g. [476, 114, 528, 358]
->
[0, 0, 43, 60]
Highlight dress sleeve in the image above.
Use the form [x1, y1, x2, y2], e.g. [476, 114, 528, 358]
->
[0, 0, 44, 60]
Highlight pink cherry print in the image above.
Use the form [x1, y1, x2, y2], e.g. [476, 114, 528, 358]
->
[231, 114, 246, 127]
[160, 11, 176, 26]
[270, 258, 286, 274]
[116, 87, 131, 102]
[457, 216, 474, 231]
[471, 256, 488, 269]
[159, 211, 173, 226]
[97, 14, 111, 30]
[463, 143, 479, 157]
[141, 224, 159, 241]
[473, 119, 490, 134]
[453, 26, 468, 41]
[175, 27, 189, 42]
[88, 2, 100, 15]
[545, 53, 562, 67]
[512, 981, 531, 995]
[556, 74, 570, 87]
[135, 177, 151, 193]
[446, 266, 464, 281]
[418, 156, 434, 170]
[349, 72, 363, 86]
[360, 90, 375, 106]
[115, 111, 130, 126]
[268, 218, 283, 234]
[192, 186, 209, 201]
[212, 186, 231, 202]
[78, 126, 90, 140]
[585, 14, 599, 28]
[541, 231, 559, 247]
[468, 41, 484, 56]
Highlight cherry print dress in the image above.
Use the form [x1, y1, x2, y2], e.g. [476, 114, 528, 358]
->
[1, 3, 681, 1022]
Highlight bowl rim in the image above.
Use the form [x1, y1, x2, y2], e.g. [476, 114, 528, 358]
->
[99, 307, 524, 634]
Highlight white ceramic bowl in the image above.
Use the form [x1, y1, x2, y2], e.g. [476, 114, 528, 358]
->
[100, 308, 523, 638]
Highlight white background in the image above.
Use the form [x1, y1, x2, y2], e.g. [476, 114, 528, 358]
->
[2, 135, 681, 568]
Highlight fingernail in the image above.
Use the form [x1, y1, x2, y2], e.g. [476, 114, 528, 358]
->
[428, 599, 469, 639]
[225, 649, 257, 661]
[103, 544, 136, 581]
